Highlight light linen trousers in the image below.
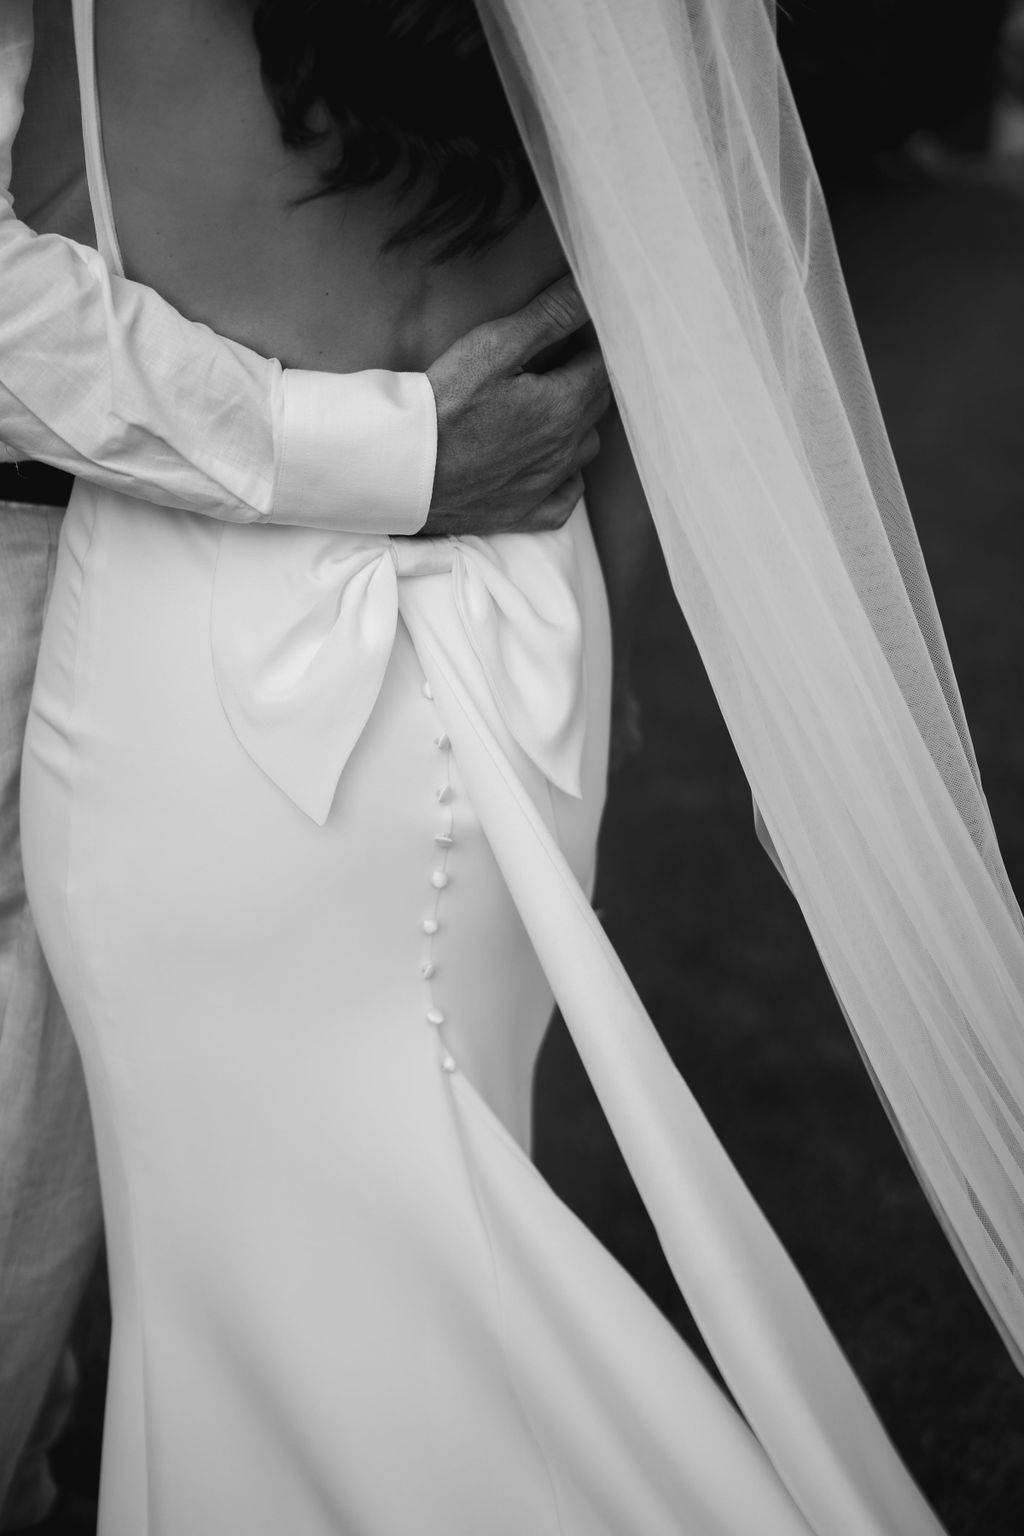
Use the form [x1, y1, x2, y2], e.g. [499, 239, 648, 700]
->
[0, 500, 102, 1528]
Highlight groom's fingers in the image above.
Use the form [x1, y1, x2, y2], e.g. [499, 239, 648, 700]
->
[574, 429, 603, 472]
[524, 473, 586, 532]
[424, 277, 611, 533]
[542, 345, 612, 432]
[488, 275, 591, 372]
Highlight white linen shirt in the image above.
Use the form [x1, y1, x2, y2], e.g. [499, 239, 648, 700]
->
[0, 0, 436, 533]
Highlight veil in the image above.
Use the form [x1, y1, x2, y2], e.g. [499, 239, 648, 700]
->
[475, 0, 1024, 1376]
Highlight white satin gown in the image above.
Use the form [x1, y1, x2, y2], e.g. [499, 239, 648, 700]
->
[19, 5, 950, 1534]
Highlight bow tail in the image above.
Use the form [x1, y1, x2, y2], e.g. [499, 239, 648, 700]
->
[402, 605, 944, 1536]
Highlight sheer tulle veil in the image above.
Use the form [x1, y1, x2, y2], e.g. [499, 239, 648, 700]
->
[475, 0, 1024, 1373]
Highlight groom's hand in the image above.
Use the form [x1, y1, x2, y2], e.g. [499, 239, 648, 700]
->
[424, 277, 611, 537]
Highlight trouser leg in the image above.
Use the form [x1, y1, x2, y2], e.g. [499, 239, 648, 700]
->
[0, 500, 102, 1528]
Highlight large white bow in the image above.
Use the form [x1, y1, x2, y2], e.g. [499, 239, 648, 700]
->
[210, 519, 587, 825]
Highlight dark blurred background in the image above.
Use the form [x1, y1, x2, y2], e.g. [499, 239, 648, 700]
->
[782, 0, 1013, 161]
[38, 3, 1024, 1532]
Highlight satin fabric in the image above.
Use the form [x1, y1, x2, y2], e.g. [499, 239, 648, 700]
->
[210, 518, 588, 825]
[22, 480, 819, 1536]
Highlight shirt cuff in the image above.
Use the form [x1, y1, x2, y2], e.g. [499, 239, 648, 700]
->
[270, 367, 436, 534]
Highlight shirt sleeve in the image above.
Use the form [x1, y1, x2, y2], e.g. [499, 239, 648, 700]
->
[0, 3, 435, 533]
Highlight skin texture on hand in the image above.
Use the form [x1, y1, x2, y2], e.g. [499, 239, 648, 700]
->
[424, 277, 611, 537]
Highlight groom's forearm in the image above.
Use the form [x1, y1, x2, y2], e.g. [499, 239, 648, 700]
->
[1, 4, 609, 542]
[0, 213, 436, 533]
[0, 1, 434, 534]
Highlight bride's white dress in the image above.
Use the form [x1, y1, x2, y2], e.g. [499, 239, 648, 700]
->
[23, 465, 802, 1536]
[19, 5, 947, 1535]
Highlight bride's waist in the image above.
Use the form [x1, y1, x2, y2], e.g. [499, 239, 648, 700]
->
[43, 485, 608, 827]
[63, 482, 596, 584]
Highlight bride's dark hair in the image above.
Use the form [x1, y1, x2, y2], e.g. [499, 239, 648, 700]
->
[250, 0, 539, 263]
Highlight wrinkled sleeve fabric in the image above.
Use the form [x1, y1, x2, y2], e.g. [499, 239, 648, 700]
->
[0, 2, 435, 533]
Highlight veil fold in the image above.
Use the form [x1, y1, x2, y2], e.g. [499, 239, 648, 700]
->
[476, 0, 1024, 1371]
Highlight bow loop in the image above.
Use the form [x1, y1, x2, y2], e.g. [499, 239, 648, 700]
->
[453, 531, 586, 797]
[211, 517, 586, 824]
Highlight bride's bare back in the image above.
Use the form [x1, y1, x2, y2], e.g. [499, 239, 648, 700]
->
[95, 0, 567, 374]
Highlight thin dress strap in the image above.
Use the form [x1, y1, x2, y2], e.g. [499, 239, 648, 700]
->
[70, 0, 125, 276]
